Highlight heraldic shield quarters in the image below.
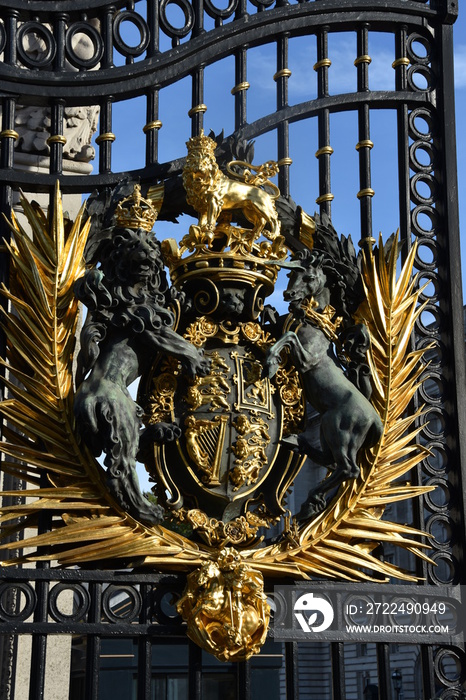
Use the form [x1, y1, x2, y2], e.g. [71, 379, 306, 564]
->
[0, 129, 436, 662]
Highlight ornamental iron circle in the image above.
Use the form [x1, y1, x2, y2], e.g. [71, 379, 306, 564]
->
[204, 0, 238, 21]
[65, 22, 104, 69]
[408, 65, 435, 93]
[265, 590, 285, 626]
[159, 0, 194, 39]
[434, 648, 465, 687]
[151, 582, 184, 625]
[412, 205, 439, 238]
[17, 22, 57, 69]
[113, 10, 150, 57]
[343, 594, 377, 626]
[249, 0, 275, 8]
[407, 33, 432, 65]
[413, 239, 437, 271]
[417, 336, 443, 368]
[409, 140, 437, 173]
[429, 552, 458, 585]
[421, 408, 447, 441]
[102, 584, 142, 622]
[425, 513, 453, 548]
[0, 582, 37, 622]
[418, 372, 444, 404]
[423, 442, 448, 475]
[416, 272, 439, 302]
[0, 22, 6, 56]
[410, 172, 438, 207]
[48, 582, 90, 622]
[417, 303, 441, 335]
[424, 478, 450, 511]
[408, 107, 435, 141]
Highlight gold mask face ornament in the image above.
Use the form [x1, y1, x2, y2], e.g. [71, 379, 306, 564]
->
[0, 140, 434, 663]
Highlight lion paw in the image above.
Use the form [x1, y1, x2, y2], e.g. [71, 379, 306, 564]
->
[137, 422, 181, 461]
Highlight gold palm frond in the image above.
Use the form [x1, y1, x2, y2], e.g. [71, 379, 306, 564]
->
[0, 184, 204, 568]
[0, 189, 432, 582]
[250, 235, 433, 582]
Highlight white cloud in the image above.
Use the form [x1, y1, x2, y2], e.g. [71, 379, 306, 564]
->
[247, 36, 396, 100]
[454, 45, 466, 89]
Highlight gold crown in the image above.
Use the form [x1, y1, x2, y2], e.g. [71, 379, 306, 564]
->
[186, 129, 217, 155]
[162, 225, 287, 298]
[114, 184, 159, 232]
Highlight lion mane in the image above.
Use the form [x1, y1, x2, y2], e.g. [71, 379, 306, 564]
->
[75, 226, 176, 384]
[182, 141, 280, 239]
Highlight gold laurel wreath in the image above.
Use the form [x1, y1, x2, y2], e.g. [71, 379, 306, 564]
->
[0, 187, 432, 581]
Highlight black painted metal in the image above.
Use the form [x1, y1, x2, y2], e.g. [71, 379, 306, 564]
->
[0, 0, 465, 698]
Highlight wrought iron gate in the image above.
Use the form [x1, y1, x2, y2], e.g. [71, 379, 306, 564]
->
[0, 0, 465, 698]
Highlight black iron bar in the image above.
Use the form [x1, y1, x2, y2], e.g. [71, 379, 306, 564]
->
[49, 99, 66, 176]
[315, 26, 332, 219]
[233, 47, 248, 132]
[276, 33, 291, 197]
[376, 642, 391, 700]
[97, 97, 115, 174]
[147, 0, 159, 56]
[137, 584, 152, 700]
[356, 24, 373, 245]
[190, 67, 205, 136]
[394, 25, 411, 252]
[101, 4, 115, 69]
[331, 642, 345, 700]
[188, 640, 202, 700]
[236, 657, 250, 700]
[85, 582, 102, 700]
[145, 86, 161, 165]
[285, 642, 299, 700]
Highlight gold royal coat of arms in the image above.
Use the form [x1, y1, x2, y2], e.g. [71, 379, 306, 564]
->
[0, 130, 434, 662]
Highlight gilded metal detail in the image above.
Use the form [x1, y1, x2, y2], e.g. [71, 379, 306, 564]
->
[316, 193, 334, 204]
[115, 183, 161, 230]
[188, 104, 208, 116]
[176, 548, 270, 662]
[0, 129, 19, 140]
[273, 364, 305, 436]
[46, 134, 67, 145]
[273, 69, 292, 81]
[143, 120, 163, 132]
[356, 139, 374, 151]
[231, 82, 250, 94]
[315, 146, 334, 158]
[231, 415, 270, 490]
[301, 298, 343, 342]
[186, 352, 231, 412]
[185, 415, 228, 484]
[354, 54, 372, 66]
[95, 132, 116, 143]
[146, 362, 179, 424]
[392, 57, 410, 68]
[232, 351, 274, 418]
[313, 58, 331, 70]
[357, 187, 375, 199]
[181, 130, 281, 242]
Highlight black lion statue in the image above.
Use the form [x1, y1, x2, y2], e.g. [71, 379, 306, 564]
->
[74, 224, 210, 525]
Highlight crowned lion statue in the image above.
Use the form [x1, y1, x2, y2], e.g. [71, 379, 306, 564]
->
[182, 131, 281, 240]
